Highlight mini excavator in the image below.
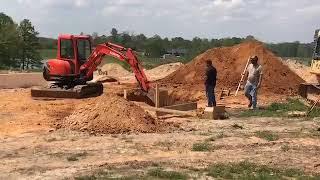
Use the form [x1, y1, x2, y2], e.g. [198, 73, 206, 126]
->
[31, 34, 149, 98]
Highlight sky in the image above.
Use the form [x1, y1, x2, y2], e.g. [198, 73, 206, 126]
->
[1, 0, 320, 43]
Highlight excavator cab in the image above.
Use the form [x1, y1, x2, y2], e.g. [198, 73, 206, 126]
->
[56, 35, 92, 75]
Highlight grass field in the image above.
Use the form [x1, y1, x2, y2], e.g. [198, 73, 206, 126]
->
[39, 49, 57, 59]
[239, 98, 320, 118]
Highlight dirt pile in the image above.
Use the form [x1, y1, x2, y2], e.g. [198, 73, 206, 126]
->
[145, 62, 183, 80]
[160, 41, 304, 100]
[146, 63, 182, 76]
[100, 63, 132, 77]
[58, 94, 164, 134]
[284, 59, 318, 83]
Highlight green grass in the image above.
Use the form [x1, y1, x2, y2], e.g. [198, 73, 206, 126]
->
[206, 161, 319, 179]
[74, 170, 140, 180]
[147, 168, 188, 180]
[39, 49, 57, 59]
[138, 55, 188, 70]
[205, 132, 227, 142]
[255, 131, 279, 141]
[281, 144, 290, 152]
[74, 162, 320, 180]
[75, 168, 187, 180]
[39, 48, 188, 71]
[239, 98, 320, 118]
[154, 140, 174, 150]
[102, 55, 187, 72]
[192, 142, 212, 152]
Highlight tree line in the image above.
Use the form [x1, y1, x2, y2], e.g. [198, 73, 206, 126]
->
[60, 28, 318, 61]
[91, 29, 315, 60]
[0, 12, 316, 70]
[90, 28, 245, 60]
[0, 13, 40, 70]
[266, 42, 314, 58]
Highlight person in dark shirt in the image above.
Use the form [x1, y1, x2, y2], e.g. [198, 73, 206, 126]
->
[205, 60, 217, 107]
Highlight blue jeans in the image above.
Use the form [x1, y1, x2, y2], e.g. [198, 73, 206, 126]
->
[244, 82, 258, 109]
[206, 85, 216, 107]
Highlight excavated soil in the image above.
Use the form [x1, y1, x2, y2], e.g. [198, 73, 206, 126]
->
[284, 59, 319, 83]
[57, 94, 167, 134]
[99, 63, 132, 77]
[97, 62, 183, 82]
[159, 41, 304, 101]
[145, 62, 182, 80]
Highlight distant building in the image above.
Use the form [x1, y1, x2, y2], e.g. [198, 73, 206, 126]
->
[165, 49, 187, 58]
[162, 54, 175, 59]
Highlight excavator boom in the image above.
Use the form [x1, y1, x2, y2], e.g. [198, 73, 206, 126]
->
[80, 42, 149, 91]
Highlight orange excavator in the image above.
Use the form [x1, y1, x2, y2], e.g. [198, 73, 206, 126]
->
[31, 34, 149, 98]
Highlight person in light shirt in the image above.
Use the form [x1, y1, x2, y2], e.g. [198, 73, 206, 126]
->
[242, 56, 263, 109]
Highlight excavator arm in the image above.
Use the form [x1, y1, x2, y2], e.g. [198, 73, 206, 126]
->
[80, 42, 150, 92]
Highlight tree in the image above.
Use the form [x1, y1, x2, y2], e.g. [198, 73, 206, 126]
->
[145, 35, 165, 57]
[0, 13, 19, 68]
[245, 35, 256, 41]
[92, 32, 98, 39]
[17, 19, 40, 70]
[120, 32, 132, 46]
[91, 32, 99, 45]
[110, 28, 118, 42]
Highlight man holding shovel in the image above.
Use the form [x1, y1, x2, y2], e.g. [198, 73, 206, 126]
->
[242, 56, 263, 109]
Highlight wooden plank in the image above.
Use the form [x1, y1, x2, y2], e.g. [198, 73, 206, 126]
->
[164, 102, 197, 111]
[202, 106, 226, 120]
[140, 105, 196, 117]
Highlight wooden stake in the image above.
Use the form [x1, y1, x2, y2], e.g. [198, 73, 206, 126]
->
[307, 97, 320, 116]
[124, 90, 127, 100]
[155, 83, 160, 108]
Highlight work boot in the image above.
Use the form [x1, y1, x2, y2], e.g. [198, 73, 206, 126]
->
[248, 96, 252, 108]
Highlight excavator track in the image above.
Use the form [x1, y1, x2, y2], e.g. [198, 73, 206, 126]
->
[31, 83, 103, 99]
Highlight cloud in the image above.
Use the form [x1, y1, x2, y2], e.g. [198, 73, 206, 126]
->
[1, 0, 320, 42]
[17, 0, 90, 8]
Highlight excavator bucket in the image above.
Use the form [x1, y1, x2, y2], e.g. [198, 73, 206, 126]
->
[299, 83, 320, 103]
[31, 83, 103, 99]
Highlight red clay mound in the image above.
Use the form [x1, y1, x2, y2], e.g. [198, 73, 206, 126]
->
[59, 94, 165, 134]
[160, 41, 304, 100]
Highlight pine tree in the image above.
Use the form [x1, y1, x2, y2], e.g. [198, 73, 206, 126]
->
[17, 19, 40, 70]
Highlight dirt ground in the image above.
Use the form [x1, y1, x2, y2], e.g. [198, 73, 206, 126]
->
[0, 88, 319, 179]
